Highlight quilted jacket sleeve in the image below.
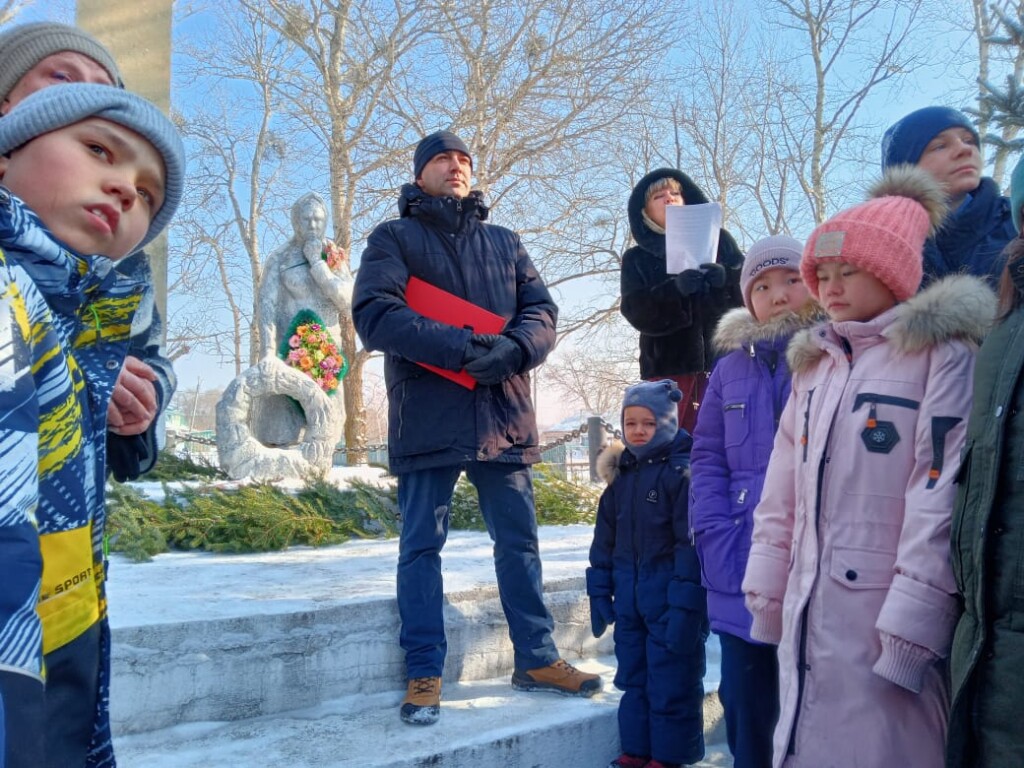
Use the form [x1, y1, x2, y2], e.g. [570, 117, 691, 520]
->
[742, 391, 799, 644]
[690, 366, 731, 541]
[502, 236, 557, 372]
[620, 247, 695, 337]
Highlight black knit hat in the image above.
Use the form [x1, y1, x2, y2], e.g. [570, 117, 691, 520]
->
[413, 130, 471, 179]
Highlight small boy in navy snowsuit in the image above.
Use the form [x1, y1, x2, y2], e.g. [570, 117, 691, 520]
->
[588, 380, 708, 768]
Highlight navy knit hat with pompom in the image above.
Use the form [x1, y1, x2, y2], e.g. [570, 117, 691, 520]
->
[621, 379, 682, 460]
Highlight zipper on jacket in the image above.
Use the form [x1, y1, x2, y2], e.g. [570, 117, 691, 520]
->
[801, 389, 815, 462]
[840, 336, 853, 364]
[789, 611, 811, 756]
[724, 402, 746, 416]
[788, 387, 838, 755]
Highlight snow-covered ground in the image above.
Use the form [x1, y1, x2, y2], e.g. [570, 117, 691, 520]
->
[108, 467, 732, 766]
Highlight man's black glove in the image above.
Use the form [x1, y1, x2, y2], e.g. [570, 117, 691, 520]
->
[700, 262, 727, 289]
[675, 269, 706, 296]
[462, 333, 499, 366]
[464, 335, 523, 385]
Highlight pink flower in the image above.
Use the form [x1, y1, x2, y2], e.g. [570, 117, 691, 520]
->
[288, 334, 301, 349]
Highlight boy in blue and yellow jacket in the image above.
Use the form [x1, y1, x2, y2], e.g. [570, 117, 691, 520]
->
[588, 380, 708, 768]
[0, 240, 70, 768]
[0, 83, 184, 768]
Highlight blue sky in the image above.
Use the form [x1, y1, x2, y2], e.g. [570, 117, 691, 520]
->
[11, 1, 1013, 420]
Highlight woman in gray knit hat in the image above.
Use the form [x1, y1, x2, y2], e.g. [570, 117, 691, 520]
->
[0, 21, 122, 113]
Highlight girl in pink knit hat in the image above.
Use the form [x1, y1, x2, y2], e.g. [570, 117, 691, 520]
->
[741, 165, 997, 768]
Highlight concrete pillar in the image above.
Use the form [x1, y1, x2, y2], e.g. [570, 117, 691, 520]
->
[75, 0, 173, 330]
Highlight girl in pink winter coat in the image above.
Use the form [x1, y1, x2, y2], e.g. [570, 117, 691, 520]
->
[741, 166, 997, 768]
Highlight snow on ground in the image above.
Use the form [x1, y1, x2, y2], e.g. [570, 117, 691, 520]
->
[127, 464, 393, 504]
[106, 524, 599, 628]
[109, 469, 732, 766]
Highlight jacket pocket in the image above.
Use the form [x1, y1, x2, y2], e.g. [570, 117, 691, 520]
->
[722, 400, 750, 449]
[694, 489, 752, 594]
[828, 545, 895, 591]
[498, 373, 536, 448]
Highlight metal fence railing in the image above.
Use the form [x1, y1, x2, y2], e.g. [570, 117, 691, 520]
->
[173, 416, 623, 481]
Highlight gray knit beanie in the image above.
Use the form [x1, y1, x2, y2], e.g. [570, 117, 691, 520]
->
[0, 83, 184, 254]
[0, 22, 122, 104]
[740, 234, 804, 309]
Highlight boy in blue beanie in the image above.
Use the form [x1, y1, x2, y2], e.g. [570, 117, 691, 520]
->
[589, 380, 708, 768]
[0, 82, 183, 768]
[882, 105, 1015, 288]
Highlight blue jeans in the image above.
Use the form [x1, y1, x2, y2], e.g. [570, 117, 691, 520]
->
[396, 462, 559, 677]
[718, 631, 779, 768]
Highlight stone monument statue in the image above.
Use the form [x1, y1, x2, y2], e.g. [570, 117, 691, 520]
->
[216, 192, 354, 479]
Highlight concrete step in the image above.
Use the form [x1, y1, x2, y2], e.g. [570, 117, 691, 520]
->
[114, 656, 733, 768]
[105, 526, 731, 766]
[110, 578, 607, 735]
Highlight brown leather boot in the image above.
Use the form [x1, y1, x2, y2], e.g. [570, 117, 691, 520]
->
[400, 676, 441, 725]
[511, 659, 602, 697]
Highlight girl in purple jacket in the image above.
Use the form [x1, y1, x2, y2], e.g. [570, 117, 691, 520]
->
[690, 236, 818, 768]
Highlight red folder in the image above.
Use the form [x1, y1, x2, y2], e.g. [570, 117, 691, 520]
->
[406, 276, 506, 389]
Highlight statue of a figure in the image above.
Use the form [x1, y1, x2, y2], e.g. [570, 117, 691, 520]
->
[216, 193, 353, 480]
[252, 192, 354, 447]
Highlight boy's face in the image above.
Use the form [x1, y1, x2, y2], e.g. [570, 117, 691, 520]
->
[0, 118, 165, 260]
[815, 261, 897, 323]
[623, 405, 657, 447]
[749, 268, 811, 323]
[2, 52, 115, 114]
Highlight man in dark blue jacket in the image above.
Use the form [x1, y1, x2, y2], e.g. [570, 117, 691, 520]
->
[353, 130, 601, 726]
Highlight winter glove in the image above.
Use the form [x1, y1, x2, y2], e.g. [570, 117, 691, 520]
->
[586, 567, 615, 638]
[674, 269, 707, 296]
[106, 433, 147, 483]
[666, 607, 706, 655]
[462, 333, 499, 366]
[463, 335, 523, 385]
[700, 262, 727, 289]
[590, 595, 615, 638]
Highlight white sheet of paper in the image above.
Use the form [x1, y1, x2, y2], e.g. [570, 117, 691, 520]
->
[665, 202, 722, 274]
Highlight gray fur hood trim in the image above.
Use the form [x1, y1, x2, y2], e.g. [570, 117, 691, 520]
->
[787, 275, 997, 374]
[713, 303, 826, 353]
[597, 441, 624, 485]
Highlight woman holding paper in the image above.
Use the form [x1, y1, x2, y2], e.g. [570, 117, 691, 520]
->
[620, 168, 744, 434]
